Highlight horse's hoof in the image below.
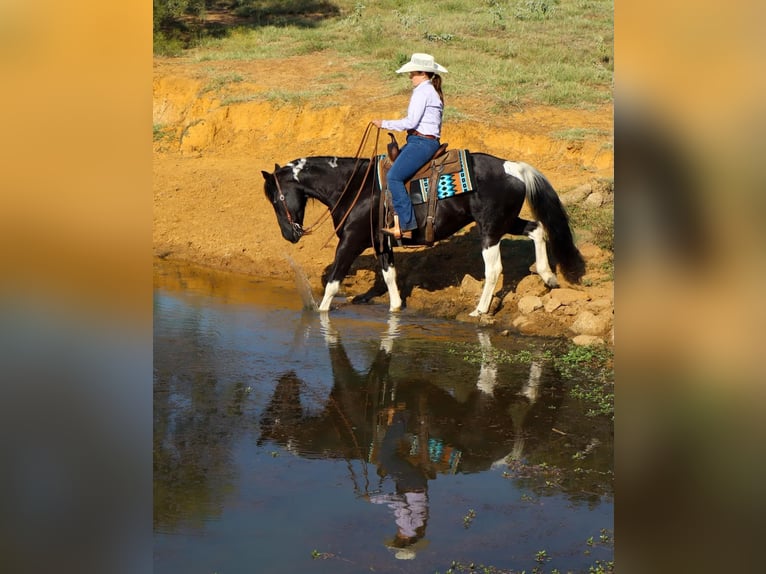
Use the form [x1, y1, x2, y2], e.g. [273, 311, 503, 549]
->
[542, 275, 559, 289]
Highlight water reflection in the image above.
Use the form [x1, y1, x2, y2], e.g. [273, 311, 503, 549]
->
[257, 314, 608, 560]
[154, 262, 613, 573]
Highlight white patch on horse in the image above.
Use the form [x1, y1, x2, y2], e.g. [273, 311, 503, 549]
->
[318, 279, 340, 312]
[328, 157, 338, 168]
[503, 160, 525, 183]
[287, 158, 307, 182]
[470, 243, 502, 316]
[381, 266, 402, 311]
[528, 224, 558, 287]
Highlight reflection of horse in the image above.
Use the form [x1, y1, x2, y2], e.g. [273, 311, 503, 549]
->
[258, 317, 552, 475]
[258, 316, 553, 558]
[262, 152, 585, 314]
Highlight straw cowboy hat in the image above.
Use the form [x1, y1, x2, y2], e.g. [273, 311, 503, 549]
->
[395, 53, 449, 74]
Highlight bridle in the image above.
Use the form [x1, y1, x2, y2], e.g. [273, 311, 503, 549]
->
[271, 172, 304, 237]
[270, 124, 381, 244]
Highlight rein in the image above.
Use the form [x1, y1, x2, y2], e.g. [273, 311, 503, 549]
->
[273, 123, 381, 244]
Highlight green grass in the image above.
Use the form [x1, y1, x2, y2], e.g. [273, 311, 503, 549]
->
[154, 0, 613, 111]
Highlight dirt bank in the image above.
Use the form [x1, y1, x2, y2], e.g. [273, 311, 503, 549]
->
[153, 54, 613, 344]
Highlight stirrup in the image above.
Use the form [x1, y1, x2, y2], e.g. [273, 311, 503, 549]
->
[381, 215, 412, 240]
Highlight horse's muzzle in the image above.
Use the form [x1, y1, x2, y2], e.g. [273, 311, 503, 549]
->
[288, 222, 305, 242]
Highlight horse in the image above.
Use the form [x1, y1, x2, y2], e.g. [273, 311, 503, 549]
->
[261, 149, 585, 315]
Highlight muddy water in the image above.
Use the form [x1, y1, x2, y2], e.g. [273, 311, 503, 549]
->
[153, 260, 613, 574]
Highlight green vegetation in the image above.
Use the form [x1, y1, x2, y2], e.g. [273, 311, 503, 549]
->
[462, 508, 477, 528]
[447, 340, 614, 419]
[436, 536, 615, 573]
[153, 123, 174, 142]
[555, 345, 614, 419]
[154, 0, 613, 110]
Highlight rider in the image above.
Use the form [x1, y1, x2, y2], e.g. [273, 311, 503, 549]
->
[372, 53, 448, 240]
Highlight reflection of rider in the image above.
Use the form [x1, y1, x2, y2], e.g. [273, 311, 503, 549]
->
[369, 407, 430, 560]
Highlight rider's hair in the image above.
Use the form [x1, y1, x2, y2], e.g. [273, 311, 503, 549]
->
[426, 73, 444, 105]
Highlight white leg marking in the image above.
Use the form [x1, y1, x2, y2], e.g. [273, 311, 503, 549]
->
[380, 314, 400, 354]
[287, 158, 307, 182]
[529, 225, 558, 287]
[318, 279, 340, 312]
[476, 331, 498, 395]
[519, 360, 542, 403]
[319, 312, 338, 346]
[470, 244, 502, 316]
[381, 266, 402, 311]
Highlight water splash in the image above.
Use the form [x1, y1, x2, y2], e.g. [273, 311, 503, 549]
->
[287, 256, 318, 311]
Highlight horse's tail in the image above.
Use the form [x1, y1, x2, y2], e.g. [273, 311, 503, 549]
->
[518, 162, 586, 284]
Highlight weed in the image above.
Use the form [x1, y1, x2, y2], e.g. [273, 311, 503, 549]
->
[200, 73, 244, 95]
[446, 342, 553, 366]
[551, 127, 611, 142]
[462, 508, 477, 528]
[485, 0, 507, 29]
[555, 345, 613, 418]
[346, 2, 366, 25]
[153, 124, 174, 142]
[424, 32, 455, 43]
[514, 0, 558, 21]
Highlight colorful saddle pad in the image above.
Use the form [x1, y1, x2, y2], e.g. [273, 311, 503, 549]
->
[376, 149, 476, 206]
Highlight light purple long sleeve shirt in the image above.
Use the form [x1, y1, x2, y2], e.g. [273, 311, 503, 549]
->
[381, 80, 443, 138]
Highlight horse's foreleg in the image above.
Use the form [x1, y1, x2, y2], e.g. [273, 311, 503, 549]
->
[528, 223, 559, 288]
[318, 280, 341, 312]
[319, 238, 370, 312]
[378, 251, 402, 311]
[470, 243, 502, 316]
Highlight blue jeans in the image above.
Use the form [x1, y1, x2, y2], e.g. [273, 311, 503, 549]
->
[387, 134, 441, 231]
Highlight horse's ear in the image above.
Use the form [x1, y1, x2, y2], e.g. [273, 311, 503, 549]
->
[274, 163, 280, 171]
[261, 170, 271, 180]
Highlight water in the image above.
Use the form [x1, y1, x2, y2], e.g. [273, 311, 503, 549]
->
[153, 260, 613, 573]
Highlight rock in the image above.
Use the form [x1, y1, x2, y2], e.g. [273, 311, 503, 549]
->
[586, 298, 612, 313]
[560, 183, 592, 206]
[515, 274, 548, 297]
[459, 274, 483, 297]
[570, 310, 612, 336]
[548, 288, 590, 305]
[512, 315, 536, 334]
[584, 191, 605, 208]
[572, 335, 605, 346]
[517, 295, 543, 314]
[544, 298, 561, 313]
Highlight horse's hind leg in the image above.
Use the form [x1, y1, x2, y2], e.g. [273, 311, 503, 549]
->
[470, 243, 502, 317]
[524, 220, 558, 288]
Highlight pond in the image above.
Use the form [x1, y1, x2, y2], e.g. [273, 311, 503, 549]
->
[153, 260, 613, 574]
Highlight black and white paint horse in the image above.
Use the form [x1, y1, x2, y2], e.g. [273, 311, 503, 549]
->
[262, 152, 585, 314]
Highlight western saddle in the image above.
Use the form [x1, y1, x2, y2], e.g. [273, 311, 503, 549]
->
[378, 133, 463, 244]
